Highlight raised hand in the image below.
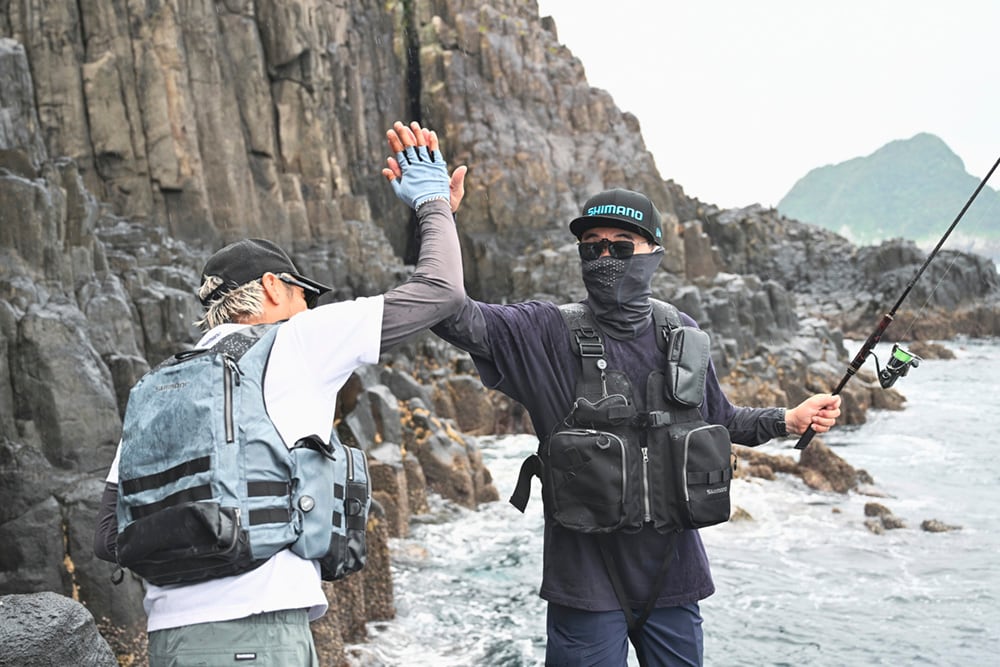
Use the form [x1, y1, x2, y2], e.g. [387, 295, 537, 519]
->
[382, 121, 467, 213]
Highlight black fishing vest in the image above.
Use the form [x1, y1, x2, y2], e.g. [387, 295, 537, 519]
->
[510, 300, 734, 534]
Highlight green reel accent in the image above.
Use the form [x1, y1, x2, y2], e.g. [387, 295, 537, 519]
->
[879, 343, 921, 389]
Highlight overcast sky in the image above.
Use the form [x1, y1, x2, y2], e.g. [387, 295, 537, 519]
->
[535, 0, 1000, 209]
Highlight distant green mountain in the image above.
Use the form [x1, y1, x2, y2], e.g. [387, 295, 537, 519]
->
[777, 133, 1000, 259]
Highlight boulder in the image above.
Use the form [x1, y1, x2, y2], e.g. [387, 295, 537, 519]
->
[0, 592, 117, 666]
[920, 519, 961, 533]
[799, 440, 873, 493]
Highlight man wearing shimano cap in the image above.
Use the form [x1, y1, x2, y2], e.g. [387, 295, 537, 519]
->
[411, 183, 842, 666]
[95, 121, 467, 666]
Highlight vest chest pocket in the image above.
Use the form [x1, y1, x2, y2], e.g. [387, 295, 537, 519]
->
[544, 429, 635, 533]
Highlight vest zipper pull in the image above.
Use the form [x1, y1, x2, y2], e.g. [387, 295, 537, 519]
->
[223, 357, 241, 443]
[225, 357, 244, 385]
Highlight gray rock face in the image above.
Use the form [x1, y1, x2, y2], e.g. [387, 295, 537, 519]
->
[0, 39, 47, 169]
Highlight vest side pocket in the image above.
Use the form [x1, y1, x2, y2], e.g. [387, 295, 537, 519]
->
[289, 445, 336, 561]
[678, 424, 733, 528]
[649, 423, 733, 531]
[544, 429, 629, 533]
[320, 445, 370, 581]
[288, 437, 371, 581]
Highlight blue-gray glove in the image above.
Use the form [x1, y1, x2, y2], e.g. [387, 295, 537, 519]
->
[390, 144, 450, 211]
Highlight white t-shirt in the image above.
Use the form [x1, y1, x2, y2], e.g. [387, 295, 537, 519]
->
[106, 295, 385, 631]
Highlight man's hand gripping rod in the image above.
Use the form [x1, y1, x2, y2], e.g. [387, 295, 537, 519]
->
[794, 314, 891, 449]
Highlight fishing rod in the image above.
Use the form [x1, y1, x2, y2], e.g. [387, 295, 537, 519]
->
[795, 154, 1000, 450]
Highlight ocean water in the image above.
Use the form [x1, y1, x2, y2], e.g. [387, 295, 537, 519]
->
[348, 338, 1000, 667]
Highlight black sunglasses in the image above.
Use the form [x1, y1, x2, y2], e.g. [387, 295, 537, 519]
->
[577, 239, 636, 261]
[276, 275, 321, 309]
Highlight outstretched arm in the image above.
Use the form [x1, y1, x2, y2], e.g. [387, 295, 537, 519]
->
[378, 122, 467, 352]
[432, 296, 492, 359]
[382, 125, 488, 357]
[702, 350, 840, 443]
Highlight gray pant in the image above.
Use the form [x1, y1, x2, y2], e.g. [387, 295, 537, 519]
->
[148, 609, 320, 667]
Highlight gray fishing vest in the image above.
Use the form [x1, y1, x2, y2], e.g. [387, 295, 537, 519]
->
[115, 324, 370, 585]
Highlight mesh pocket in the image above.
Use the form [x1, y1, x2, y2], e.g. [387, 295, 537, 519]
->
[116, 502, 265, 585]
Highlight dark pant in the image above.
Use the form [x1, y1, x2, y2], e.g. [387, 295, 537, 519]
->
[545, 601, 704, 667]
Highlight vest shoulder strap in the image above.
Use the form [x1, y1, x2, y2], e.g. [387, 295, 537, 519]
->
[208, 323, 276, 359]
[650, 298, 681, 354]
[560, 300, 683, 357]
[559, 302, 606, 393]
[559, 302, 604, 359]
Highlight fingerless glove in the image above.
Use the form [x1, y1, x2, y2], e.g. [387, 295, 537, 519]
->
[390, 144, 450, 210]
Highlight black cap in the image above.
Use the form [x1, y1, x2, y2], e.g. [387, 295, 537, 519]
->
[568, 188, 663, 245]
[199, 238, 331, 306]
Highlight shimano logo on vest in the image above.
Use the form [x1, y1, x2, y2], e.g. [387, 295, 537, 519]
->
[705, 486, 728, 495]
[154, 381, 188, 392]
[588, 204, 644, 222]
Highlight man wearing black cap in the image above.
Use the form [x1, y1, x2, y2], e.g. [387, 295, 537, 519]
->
[423, 187, 841, 666]
[94, 121, 467, 665]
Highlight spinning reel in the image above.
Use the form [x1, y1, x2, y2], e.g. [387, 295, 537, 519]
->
[875, 343, 921, 389]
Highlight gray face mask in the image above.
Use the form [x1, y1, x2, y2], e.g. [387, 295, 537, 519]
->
[581, 248, 664, 339]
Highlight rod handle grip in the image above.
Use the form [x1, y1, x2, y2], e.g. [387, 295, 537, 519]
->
[794, 426, 817, 450]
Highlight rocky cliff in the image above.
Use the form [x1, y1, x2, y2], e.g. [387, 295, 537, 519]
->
[2, 1, 998, 664]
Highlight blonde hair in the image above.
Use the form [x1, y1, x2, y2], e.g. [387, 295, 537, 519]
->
[195, 273, 299, 330]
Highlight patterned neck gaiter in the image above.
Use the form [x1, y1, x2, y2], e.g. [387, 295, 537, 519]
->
[581, 248, 663, 340]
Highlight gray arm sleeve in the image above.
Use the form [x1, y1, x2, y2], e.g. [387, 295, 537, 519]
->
[431, 296, 492, 359]
[94, 481, 119, 562]
[380, 199, 465, 352]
